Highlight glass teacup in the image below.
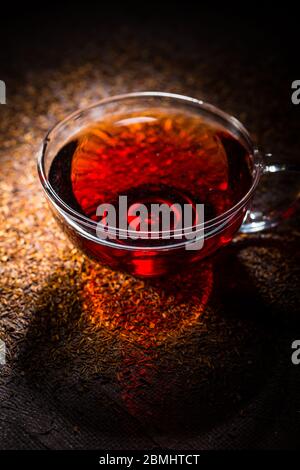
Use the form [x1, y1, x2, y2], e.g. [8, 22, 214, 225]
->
[37, 92, 299, 277]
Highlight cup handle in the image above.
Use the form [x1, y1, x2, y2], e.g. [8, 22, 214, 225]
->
[240, 155, 300, 233]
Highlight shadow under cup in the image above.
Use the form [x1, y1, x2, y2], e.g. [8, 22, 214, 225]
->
[37, 92, 263, 277]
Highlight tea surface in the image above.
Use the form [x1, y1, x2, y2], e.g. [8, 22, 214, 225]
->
[49, 110, 252, 228]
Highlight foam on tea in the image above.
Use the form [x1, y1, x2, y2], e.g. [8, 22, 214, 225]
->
[49, 109, 252, 231]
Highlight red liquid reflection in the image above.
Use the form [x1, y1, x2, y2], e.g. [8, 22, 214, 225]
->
[82, 262, 213, 415]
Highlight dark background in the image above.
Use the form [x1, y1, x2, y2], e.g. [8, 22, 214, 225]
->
[1, 2, 299, 157]
[0, 1, 299, 451]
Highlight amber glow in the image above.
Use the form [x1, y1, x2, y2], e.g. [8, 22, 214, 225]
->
[81, 263, 213, 414]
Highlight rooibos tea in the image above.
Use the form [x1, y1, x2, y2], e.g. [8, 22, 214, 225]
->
[48, 108, 252, 276]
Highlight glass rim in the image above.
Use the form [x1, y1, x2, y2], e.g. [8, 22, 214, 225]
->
[37, 91, 264, 238]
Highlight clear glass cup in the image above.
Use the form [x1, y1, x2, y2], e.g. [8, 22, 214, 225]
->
[37, 92, 299, 277]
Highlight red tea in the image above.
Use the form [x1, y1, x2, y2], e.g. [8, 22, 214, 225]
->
[49, 110, 252, 276]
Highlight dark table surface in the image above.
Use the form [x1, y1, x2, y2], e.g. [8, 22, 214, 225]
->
[0, 5, 299, 450]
